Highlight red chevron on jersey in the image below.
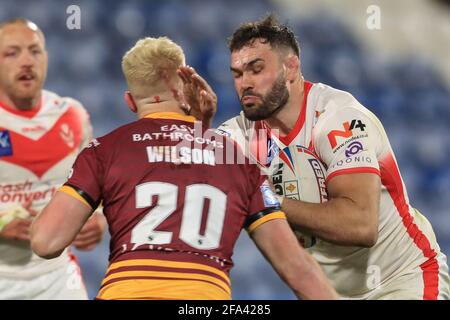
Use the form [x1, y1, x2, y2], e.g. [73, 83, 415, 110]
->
[1, 107, 83, 178]
[0, 89, 92, 280]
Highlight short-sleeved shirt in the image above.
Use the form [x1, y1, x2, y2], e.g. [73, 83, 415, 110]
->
[218, 81, 449, 299]
[0, 90, 92, 279]
[62, 112, 283, 299]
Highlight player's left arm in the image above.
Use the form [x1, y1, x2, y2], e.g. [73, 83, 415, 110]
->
[281, 106, 382, 247]
[31, 191, 93, 259]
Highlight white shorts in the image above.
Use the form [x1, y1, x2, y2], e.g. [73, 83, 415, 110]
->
[0, 257, 88, 300]
[367, 253, 450, 300]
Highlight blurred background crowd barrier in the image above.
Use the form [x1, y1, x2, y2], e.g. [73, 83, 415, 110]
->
[1, 0, 449, 299]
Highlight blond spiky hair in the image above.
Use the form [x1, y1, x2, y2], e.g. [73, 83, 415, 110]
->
[122, 36, 185, 91]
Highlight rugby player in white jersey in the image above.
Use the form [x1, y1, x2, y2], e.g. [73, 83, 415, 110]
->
[0, 18, 106, 299]
[181, 14, 450, 299]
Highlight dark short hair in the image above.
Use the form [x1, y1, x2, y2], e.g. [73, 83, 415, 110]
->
[228, 14, 300, 57]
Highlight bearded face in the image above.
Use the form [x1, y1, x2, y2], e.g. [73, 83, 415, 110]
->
[240, 70, 289, 121]
[230, 41, 291, 122]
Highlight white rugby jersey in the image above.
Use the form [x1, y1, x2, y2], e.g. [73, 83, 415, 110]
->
[0, 90, 92, 278]
[218, 81, 450, 299]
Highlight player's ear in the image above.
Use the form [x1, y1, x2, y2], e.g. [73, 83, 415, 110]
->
[124, 91, 137, 113]
[160, 70, 188, 111]
[284, 55, 300, 83]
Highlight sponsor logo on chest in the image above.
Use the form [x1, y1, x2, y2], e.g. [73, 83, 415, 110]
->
[0, 130, 13, 156]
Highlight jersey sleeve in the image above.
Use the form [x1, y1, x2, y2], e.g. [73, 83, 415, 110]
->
[218, 113, 271, 169]
[216, 114, 249, 152]
[66, 97, 93, 152]
[313, 105, 382, 184]
[243, 164, 286, 233]
[60, 140, 103, 210]
[80, 113, 94, 151]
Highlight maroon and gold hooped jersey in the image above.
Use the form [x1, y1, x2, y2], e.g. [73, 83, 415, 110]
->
[62, 112, 283, 299]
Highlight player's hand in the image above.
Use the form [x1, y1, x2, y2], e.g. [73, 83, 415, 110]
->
[0, 203, 34, 241]
[177, 65, 217, 127]
[0, 218, 33, 241]
[24, 200, 39, 217]
[73, 212, 107, 251]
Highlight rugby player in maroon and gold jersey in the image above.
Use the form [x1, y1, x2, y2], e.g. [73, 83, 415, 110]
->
[30, 36, 337, 300]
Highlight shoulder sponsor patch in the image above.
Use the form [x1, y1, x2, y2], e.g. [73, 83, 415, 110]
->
[329, 154, 374, 171]
[266, 138, 280, 165]
[87, 138, 100, 148]
[0, 130, 13, 156]
[68, 168, 74, 179]
[215, 128, 231, 137]
[260, 180, 280, 208]
[345, 141, 364, 157]
[327, 119, 366, 149]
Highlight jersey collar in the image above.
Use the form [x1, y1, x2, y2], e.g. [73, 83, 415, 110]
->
[143, 112, 196, 123]
[0, 96, 43, 119]
[262, 80, 313, 146]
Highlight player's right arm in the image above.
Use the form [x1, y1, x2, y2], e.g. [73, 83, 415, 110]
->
[73, 105, 108, 251]
[31, 140, 103, 258]
[281, 106, 382, 247]
[244, 165, 337, 300]
[31, 190, 94, 259]
[249, 218, 338, 300]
